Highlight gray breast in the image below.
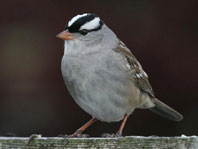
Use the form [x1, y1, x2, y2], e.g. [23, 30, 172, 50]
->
[61, 51, 135, 122]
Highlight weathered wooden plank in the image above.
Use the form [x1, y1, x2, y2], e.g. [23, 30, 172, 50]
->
[0, 136, 197, 149]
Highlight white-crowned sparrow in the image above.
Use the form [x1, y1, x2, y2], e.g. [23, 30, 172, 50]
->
[57, 13, 183, 137]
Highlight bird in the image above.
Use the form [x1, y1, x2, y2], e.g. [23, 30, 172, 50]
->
[56, 13, 183, 137]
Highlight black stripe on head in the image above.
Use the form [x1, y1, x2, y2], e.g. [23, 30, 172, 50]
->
[65, 14, 103, 33]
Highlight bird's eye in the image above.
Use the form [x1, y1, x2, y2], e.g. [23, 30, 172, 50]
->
[79, 29, 89, 35]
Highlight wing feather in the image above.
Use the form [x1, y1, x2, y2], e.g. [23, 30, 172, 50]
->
[114, 40, 155, 97]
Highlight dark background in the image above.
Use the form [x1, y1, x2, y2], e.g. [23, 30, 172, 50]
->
[0, 0, 197, 137]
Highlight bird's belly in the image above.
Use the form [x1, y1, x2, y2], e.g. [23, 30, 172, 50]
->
[61, 56, 141, 122]
[65, 78, 136, 122]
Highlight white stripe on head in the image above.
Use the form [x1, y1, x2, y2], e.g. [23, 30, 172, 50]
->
[79, 17, 100, 31]
[68, 13, 89, 27]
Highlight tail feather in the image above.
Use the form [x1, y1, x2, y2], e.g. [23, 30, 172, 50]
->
[150, 98, 183, 121]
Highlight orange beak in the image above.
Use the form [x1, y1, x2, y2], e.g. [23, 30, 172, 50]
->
[56, 30, 74, 40]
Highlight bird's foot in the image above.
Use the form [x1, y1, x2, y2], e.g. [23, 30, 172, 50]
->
[101, 132, 122, 138]
[58, 130, 90, 138]
[67, 133, 90, 138]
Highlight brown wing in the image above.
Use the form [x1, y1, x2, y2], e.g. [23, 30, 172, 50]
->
[114, 40, 155, 97]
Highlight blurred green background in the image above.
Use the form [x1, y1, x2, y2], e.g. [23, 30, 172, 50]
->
[0, 0, 197, 137]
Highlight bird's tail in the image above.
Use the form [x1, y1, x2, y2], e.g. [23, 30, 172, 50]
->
[149, 98, 183, 121]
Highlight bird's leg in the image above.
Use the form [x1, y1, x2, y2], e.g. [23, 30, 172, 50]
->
[116, 114, 128, 136]
[102, 114, 128, 137]
[68, 117, 97, 138]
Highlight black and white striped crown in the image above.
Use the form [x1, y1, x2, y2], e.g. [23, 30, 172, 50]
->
[65, 13, 104, 34]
